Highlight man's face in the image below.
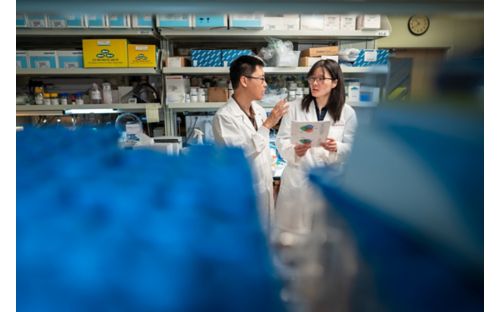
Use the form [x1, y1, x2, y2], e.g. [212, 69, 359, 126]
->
[243, 65, 267, 101]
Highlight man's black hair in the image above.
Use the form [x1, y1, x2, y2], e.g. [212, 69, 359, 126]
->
[229, 55, 265, 90]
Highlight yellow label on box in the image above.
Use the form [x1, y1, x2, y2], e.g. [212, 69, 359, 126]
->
[128, 44, 156, 68]
[83, 39, 128, 68]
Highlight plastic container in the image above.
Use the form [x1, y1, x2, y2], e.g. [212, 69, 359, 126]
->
[43, 93, 51, 105]
[50, 92, 59, 105]
[102, 82, 113, 104]
[59, 93, 68, 105]
[190, 88, 198, 103]
[75, 93, 84, 105]
[34, 87, 44, 105]
[90, 83, 102, 104]
[198, 88, 206, 103]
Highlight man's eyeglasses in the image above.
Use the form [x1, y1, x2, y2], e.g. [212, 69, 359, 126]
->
[245, 76, 267, 84]
[307, 77, 334, 84]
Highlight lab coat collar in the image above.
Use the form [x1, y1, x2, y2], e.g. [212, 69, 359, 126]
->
[305, 99, 332, 122]
[227, 96, 262, 131]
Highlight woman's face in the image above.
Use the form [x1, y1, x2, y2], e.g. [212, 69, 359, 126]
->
[308, 67, 338, 99]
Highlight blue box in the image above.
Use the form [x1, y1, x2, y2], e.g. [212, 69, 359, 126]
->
[108, 14, 130, 28]
[28, 51, 58, 69]
[16, 14, 27, 27]
[191, 50, 222, 67]
[57, 51, 83, 68]
[86, 14, 107, 28]
[352, 49, 389, 67]
[66, 14, 86, 28]
[156, 14, 192, 28]
[229, 14, 263, 29]
[132, 14, 153, 28]
[16, 51, 29, 68]
[193, 15, 227, 28]
[27, 14, 47, 28]
[222, 50, 253, 67]
[47, 15, 66, 28]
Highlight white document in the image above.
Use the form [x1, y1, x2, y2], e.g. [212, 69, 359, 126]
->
[291, 120, 331, 147]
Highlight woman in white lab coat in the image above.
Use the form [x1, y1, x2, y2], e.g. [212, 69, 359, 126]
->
[275, 59, 357, 234]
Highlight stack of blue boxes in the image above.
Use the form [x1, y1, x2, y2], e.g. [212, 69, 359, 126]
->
[192, 49, 253, 67]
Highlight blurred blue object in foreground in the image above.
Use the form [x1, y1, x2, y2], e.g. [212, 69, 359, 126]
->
[309, 106, 483, 311]
[17, 126, 284, 312]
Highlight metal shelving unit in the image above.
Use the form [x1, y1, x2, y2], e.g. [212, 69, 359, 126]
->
[16, 28, 156, 37]
[163, 65, 389, 75]
[17, 68, 160, 76]
[16, 103, 161, 116]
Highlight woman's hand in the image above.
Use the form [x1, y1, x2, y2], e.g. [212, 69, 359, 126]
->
[321, 138, 337, 152]
[294, 143, 311, 157]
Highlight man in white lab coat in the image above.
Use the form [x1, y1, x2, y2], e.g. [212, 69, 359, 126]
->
[212, 55, 288, 232]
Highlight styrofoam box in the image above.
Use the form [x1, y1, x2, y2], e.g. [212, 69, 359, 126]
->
[156, 14, 193, 28]
[66, 15, 86, 28]
[357, 15, 382, 30]
[86, 14, 107, 28]
[28, 51, 58, 69]
[16, 14, 27, 27]
[340, 15, 357, 31]
[16, 51, 29, 68]
[107, 14, 130, 28]
[321, 55, 339, 62]
[132, 14, 153, 28]
[48, 15, 67, 28]
[324, 15, 341, 31]
[262, 14, 299, 31]
[229, 14, 263, 29]
[57, 51, 83, 68]
[300, 15, 324, 30]
[27, 14, 48, 28]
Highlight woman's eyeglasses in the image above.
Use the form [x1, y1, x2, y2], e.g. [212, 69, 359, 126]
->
[245, 76, 267, 84]
[307, 77, 334, 84]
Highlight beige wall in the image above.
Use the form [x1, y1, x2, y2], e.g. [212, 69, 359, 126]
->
[376, 15, 484, 57]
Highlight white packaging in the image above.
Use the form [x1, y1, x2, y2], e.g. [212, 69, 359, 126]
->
[118, 86, 133, 103]
[229, 14, 263, 29]
[320, 55, 339, 62]
[167, 57, 186, 68]
[340, 15, 357, 31]
[346, 81, 361, 103]
[166, 76, 190, 103]
[107, 14, 130, 28]
[357, 15, 382, 30]
[324, 15, 341, 31]
[102, 82, 113, 104]
[48, 15, 67, 28]
[27, 14, 48, 28]
[276, 51, 300, 67]
[283, 14, 300, 30]
[28, 51, 58, 69]
[131, 15, 153, 28]
[300, 15, 324, 30]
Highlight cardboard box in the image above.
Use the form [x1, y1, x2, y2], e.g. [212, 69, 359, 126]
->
[340, 15, 357, 31]
[28, 51, 58, 69]
[357, 15, 382, 30]
[221, 49, 253, 67]
[207, 87, 229, 102]
[299, 56, 321, 67]
[57, 51, 83, 68]
[16, 51, 29, 68]
[48, 15, 66, 28]
[82, 39, 128, 68]
[301, 46, 339, 57]
[229, 14, 263, 29]
[128, 44, 156, 68]
[324, 15, 341, 31]
[27, 15, 47, 28]
[157, 14, 192, 28]
[193, 15, 227, 28]
[132, 14, 153, 28]
[167, 57, 188, 67]
[65, 14, 86, 28]
[300, 15, 324, 30]
[262, 14, 300, 31]
[86, 14, 107, 28]
[191, 50, 222, 67]
[108, 14, 130, 28]
[16, 14, 27, 27]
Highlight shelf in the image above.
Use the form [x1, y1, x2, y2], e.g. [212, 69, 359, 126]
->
[159, 29, 390, 40]
[17, 68, 160, 76]
[16, 28, 156, 37]
[163, 65, 388, 75]
[16, 103, 161, 116]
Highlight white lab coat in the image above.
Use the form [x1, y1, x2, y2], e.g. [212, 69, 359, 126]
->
[212, 97, 274, 230]
[275, 99, 357, 234]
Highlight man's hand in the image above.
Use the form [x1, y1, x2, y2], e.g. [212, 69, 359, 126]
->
[294, 143, 311, 157]
[263, 100, 288, 129]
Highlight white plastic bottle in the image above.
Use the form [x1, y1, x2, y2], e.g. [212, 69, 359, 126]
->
[102, 82, 113, 104]
[90, 83, 102, 104]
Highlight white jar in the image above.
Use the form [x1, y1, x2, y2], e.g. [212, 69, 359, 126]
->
[198, 88, 206, 103]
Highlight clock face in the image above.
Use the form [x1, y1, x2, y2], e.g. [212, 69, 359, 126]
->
[408, 15, 430, 36]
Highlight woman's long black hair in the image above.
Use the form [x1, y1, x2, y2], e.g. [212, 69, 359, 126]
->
[301, 59, 346, 122]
